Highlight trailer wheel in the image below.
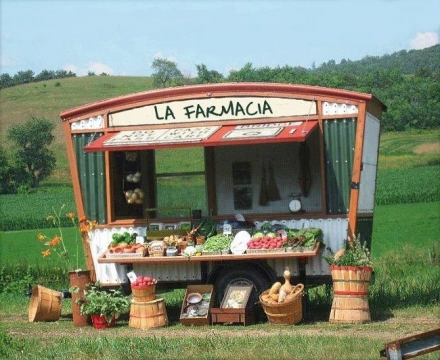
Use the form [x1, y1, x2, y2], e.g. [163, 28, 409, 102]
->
[213, 265, 274, 322]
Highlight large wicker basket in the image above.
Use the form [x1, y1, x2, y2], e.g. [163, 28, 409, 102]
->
[259, 283, 304, 325]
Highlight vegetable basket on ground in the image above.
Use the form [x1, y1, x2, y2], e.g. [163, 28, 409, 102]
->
[259, 283, 304, 325]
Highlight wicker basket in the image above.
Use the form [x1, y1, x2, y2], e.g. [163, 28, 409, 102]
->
[131, 284, 156, 302]
[28, 285, 62, 322]
[259, 283, 304, 325]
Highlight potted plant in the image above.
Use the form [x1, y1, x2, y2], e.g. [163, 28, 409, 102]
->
[75, 282, 130, 329]
[325, 233, 373, 295]
[37, 204, 97, 326]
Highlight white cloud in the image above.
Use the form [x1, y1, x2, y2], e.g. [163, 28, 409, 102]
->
[409, 31, 439, 50]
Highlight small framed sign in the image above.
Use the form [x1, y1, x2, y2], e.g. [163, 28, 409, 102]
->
[220, 285, 253, 309]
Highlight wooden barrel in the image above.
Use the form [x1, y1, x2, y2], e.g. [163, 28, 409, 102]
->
[28, 285, 62, 322]
[329, 294, 371, 323]
[129, 298, 168, 329]
[330, 266, 372, 295]
[131, 284, 156, 302]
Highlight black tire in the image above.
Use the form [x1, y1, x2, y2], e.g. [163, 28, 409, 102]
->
[213, 265, 273, 322]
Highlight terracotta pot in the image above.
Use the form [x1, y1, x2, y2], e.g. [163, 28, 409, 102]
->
[69, 270, 91, 327]
[90, 314, 116, 329]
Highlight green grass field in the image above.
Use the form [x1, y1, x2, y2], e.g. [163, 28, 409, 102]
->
[1, 201, 438, 267]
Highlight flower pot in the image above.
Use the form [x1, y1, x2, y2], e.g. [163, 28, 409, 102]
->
[330, 265, 372, 295]
[329, 265, 373, 323]
[90, 314, 116, 329]
[69, 270, 91, 327]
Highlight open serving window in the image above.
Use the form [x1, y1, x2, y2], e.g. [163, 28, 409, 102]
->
[84, 120, 321, 222]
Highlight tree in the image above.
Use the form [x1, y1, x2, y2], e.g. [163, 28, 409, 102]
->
[0, 146, 16, 194]
[151, 58, 183, 88]
[35, 69, 56, 82]
[12, 70, 34, 85]
[7, 117, 56, 188]
[195, 64, 224, 84]
[0, 73, 14, 89]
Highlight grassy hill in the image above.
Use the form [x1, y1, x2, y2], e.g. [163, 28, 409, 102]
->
[0, 76, 155, 182]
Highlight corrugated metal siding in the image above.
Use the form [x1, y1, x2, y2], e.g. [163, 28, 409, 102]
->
[358, 113, 380, 213]
[73, 133, 107, 223]
[323, 118, 357, 214]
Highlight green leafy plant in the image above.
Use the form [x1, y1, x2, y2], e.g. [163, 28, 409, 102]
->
[325, 234, 372, 267]
[75, 282, 130, 324]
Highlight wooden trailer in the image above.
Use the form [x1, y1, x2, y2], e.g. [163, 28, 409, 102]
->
[60, 82, 386, 303]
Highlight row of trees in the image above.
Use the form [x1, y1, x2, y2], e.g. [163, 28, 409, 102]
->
[150, 46, 439, 131]
[0, 69, 77, 88]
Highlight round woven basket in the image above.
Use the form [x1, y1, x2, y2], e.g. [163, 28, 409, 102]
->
[131, 284, 156, 302]
[28, 285, 62, 322]
[259, 283, 304, 325]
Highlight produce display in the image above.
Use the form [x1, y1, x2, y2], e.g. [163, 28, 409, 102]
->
[103, 223, 323, 258]
[284, 227, 323, 249]
[110, 232, 138, 247]
[131, 275, 157, 288]
[247, 232, 284, 250]
[107, 232, 147, 256]
[124, 188, 144, 205]
[202, 234, 233, 252]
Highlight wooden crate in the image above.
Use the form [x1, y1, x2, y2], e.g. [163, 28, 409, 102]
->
[211, 307, 255, 326]
[180, 285, 214, 326]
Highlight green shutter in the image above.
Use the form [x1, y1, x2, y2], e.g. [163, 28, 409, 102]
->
[323, 118, 356, 214]
[73, 133, 106, 223]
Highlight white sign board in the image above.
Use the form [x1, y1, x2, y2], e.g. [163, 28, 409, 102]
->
[109, 97, 316, 127]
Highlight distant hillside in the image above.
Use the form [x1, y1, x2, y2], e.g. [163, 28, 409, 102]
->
[1, 45, 438, 182]
[316, 44, 440, 75]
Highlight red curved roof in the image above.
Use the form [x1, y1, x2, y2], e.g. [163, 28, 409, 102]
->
[59, 82, 385, 120]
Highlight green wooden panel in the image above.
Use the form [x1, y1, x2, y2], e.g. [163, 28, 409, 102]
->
[323, 118, 357, 214]
[73, 133, 107, 223]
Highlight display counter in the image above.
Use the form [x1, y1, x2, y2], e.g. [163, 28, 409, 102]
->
[98, 242, 320, 265]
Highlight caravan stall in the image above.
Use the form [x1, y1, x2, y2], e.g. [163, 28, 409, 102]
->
[60, 82, 385, 302]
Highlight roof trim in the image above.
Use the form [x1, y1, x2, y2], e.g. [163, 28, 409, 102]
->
[60, 82, 386, 120]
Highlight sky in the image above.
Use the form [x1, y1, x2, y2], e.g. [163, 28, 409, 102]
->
[1, 0, 439, 77]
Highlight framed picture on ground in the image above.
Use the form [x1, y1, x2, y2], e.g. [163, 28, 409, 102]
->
[220, 285, 253, 309]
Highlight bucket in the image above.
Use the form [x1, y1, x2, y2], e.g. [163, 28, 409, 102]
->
[259, 284, 304, 325]
[90, 314, 116, 329]
[131, 284, 156, 302]
[28, 285, 62, 322]
[330, 266, 372, 295]
[329, 294, 371, 323]
[129, 298, 168, 329]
